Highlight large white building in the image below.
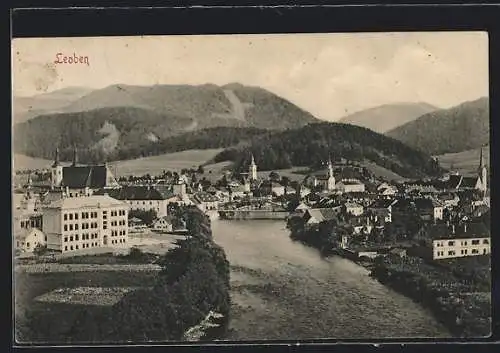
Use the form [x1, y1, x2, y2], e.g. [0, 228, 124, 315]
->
[42, 195, 129, 253]
[416, 222, 491, 260]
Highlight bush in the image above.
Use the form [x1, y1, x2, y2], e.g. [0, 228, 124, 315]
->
[86, 206, 231, 342]
[33, 244, 48, 256]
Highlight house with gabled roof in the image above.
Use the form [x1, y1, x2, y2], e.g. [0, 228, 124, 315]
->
[49, 147, 120, 198]
[98, 185, 178, 217]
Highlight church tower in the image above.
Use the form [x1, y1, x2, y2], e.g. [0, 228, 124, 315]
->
[51, 147, 63, 188]
[478, 146, 488, 194]
[249, 154, 258, 181]
[327, 156, 335, 191]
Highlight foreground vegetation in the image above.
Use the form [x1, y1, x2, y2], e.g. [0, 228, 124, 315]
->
[15, 207, 231, 344]
[370, 255, 491, 337]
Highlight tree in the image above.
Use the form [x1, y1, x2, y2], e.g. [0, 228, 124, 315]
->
[129, 209, 158, 225]
[197, 165, 205, 174]
[33, 243, 48, 256]
[269, 171, 280, 182]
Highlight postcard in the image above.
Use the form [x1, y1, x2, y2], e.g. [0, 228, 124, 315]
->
[12, 32, 491, 344]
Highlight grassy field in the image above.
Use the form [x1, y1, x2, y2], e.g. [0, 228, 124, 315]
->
[14, 270, 159, 344]
[359, 160, 406, 182]
[13, 154, 53, 171]
[435, 146, 490, 175]
[14, 149, 224, 176]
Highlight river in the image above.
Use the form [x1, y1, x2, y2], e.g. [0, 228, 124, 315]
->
[211, 220, 451, 340]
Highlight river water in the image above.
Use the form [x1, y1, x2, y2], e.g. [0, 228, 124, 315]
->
[211, 220, 451, 341]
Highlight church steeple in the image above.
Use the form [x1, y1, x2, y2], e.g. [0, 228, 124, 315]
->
[249, 153, 257, 181]
[71, 145, 78, 167]
[478, 145, 488, 194]
[52, 148, 60, 167]
[327, 154, 334, 178]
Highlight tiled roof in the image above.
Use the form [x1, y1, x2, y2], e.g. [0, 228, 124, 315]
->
[15, 227, 44, 241]
[340, 179, 363, 185]
[413, 198, 442, 209]
[99, 185, 176, 201]
[369, 199, 395, 209]
[306, 208, 340, 223]
[45, 195, 127, 209]
[461, 176, 479, 188]
[345, 202, 362, 208]
[61, 165, 118, 189]
[426, 222, 490, 240]
[447, 175, 463, 189]
[193, 192, 219, 203]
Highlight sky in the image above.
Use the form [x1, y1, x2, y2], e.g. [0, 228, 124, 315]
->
[12, 32, 489, 121]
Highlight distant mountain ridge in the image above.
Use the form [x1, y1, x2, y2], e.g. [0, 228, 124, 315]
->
[39, 83, 321, 130]
[385, 97, 489, 155]
[13, 86, 94, 124]
[338, 102, 438, 133]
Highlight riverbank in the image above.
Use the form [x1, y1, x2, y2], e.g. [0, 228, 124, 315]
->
[370, 255, 491, 338]
[287, 228, 490, 338]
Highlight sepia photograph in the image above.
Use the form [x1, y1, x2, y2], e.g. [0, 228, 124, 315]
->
[12, 32, 490, 344]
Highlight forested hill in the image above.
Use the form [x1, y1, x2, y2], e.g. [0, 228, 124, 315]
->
[14, 106, 268, 163]
[385, 97, 489, 155]
[214, 122, 443, 179]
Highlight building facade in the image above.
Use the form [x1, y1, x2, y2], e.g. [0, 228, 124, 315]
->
[42, 195, 129, 253]
[433, 236, 490, 259]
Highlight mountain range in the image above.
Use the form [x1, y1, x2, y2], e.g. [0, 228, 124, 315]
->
[12, 83, 488, 176]
[13, 87, 94, 124]
[385, 97, 489, 155]
[338, 102, 438, 134]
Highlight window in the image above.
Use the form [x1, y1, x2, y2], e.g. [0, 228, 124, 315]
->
[448, 250, 455, 256]
[483, 239, 489, 244]
[69, 214, 73, 220]
[448, 241, 455, 246]
[26, 242, 30, 248]
[70, 236, 74, 241]
[464, 249, 467, 255]
[464, 241, 467, 246]
[75, 224, 79, 230]
[64, 237, 68, 242]
[69, 224, 73, 231]
[75, 235, 79, 241]
[472, 239, 480, 245]
[70, 246, 73, 250]
[65, 246, 68, 251]
[64, 225, 68, 231]
[76, 245, 79, 250]
[75, 213, 79, 220]
[103, 222, 108, 230]
[64, 214, 67, 221]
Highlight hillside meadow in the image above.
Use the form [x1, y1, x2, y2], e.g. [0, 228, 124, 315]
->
[435, 147, 490, 175]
